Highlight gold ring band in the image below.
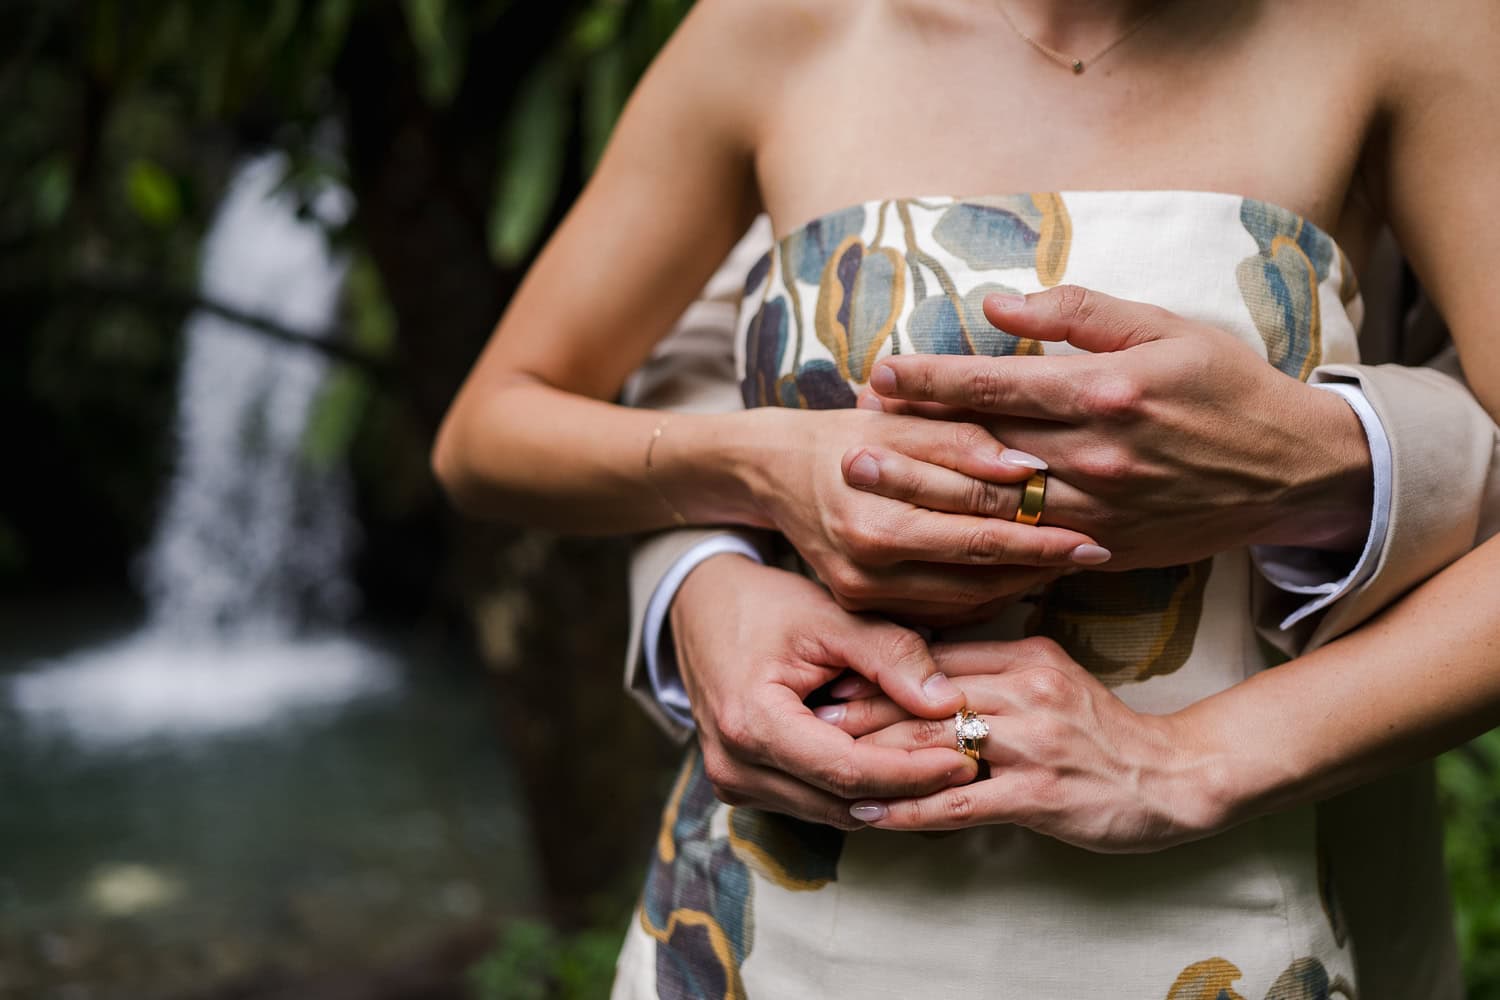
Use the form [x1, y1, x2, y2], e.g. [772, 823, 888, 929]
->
[1015, 471, 1047, 526]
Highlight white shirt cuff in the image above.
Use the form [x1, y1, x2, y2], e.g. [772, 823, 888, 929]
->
[642, 535, 767, 729]
[1252, 382, 1394, 630]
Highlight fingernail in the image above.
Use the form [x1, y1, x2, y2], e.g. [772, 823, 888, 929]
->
[989, 293, 1026, 311]
[846, 453, 881, 486]
[922, 672, 960, 702]
[857, 392, 884, 411]
[870, 364, 897, 394]
[1070, 544, 1113, 566]
[829, 676, 864, 699]
[850, 802, 887, 822]
[814, 704, 846, 724]
[1000, 448, 1048, 470]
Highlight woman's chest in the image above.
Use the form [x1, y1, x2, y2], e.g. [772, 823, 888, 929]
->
[753, 3, 1384, 259]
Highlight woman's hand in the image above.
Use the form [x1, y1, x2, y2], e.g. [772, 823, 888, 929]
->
[852, 285, 1375, 569]
[735, 407, 1108, 624]
[822, 636, 1232, 853]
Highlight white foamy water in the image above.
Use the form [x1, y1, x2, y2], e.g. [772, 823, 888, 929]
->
[10, 631, 393, 743]
[11, 152, 392, 746]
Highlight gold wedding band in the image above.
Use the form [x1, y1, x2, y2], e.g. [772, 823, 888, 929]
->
[1015, 471, 1047, 526]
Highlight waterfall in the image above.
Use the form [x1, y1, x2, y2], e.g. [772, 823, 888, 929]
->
[143, 153, 357, 634]
[9, 153, 392, 744]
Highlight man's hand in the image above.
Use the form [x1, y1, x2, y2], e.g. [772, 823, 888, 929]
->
[823, 637, 1231, 853]
[852, 285, 1374, 569]
[670, 552, 977, 827]
[741, 406, 1107, 624]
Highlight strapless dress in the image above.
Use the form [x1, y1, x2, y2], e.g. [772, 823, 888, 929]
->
[612, 191, 1453, 1000]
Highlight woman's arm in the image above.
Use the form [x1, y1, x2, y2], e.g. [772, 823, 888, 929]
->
[432, 0, 766, 530]
[1374, 0, 1500, 416]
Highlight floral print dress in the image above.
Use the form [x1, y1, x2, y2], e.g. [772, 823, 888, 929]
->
[613, 191, 1369, 1000]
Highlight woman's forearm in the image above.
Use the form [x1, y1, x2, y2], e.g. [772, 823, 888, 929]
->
[1179, 532, 1500, 827]
[432, 378, 783, 533]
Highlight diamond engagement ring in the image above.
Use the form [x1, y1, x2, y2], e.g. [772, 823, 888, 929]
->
[955, 710, 989, 760]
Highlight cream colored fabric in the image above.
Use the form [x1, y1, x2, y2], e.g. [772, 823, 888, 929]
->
[618, 197, 1496, 998]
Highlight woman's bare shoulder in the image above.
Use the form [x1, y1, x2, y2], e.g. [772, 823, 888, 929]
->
[1347, 0, 1500, 101]
[683, 0, 856, 55]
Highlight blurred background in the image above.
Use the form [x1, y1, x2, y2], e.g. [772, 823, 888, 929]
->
[1, 1, 1497, 998]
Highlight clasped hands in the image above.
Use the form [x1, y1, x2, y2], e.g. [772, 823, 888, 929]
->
[677, 286, 1374, 851]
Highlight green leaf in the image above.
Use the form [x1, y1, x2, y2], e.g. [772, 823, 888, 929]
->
[572, 2, 624, 53]
[402, 0, 466, 106]
[581, 45, 625, 173]
[346, 252, 397, 356]
[313, 0, 357, 66]
[253, 0, 302, 61]
[125, 158, 181, 227]
[489, 61, 570, 267]
[467, 920, 556, 1000]
[302, 368, 369, 470]
[33, 155, 73, 227]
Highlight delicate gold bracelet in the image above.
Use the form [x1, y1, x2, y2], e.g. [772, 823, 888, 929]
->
[644, 417, 688, 527]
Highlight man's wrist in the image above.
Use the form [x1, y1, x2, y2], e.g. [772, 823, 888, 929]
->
[1256, 380, 1376, 551]
[644, 536, 768, 730]
[670, 550, 764, 635]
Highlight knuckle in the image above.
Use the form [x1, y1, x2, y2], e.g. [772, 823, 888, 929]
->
[716, 785, 751, 807]
[840, 520, 897, 566]
[913, 361, 938, 399]
[1054, 284, 1094, 325]
[831, 590, 876, 614]
[882, 627, 929, 668]
[1075, 445, 1133, 483]
[964, 524, 1009, 563]
[965, 477, 1009, 517]
[952, 422, 992, 453]
[913, 718, 951, 747]
[716, 708, 757, 753]
[940, 790, 978, 826]
[821, 754, 864, 799]
[1020, 635, 1065, 661]
[1081, 376, 1144, 420]
[969, 367, 1007, 411]
[1022, 667, 1074, 709]
[824, 563, 871, 601]
[891, 465, 926, 501]
[703, 755, 739, 795]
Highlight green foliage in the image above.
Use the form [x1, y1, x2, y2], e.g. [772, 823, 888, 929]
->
[486, 0, 694, 265]
[402, 0, 467, 105]
[125, 157, 182, 227]
[468, 918, 625, 1000]
[1439, 733, 1500, 997]
[490, 59, 570, 266]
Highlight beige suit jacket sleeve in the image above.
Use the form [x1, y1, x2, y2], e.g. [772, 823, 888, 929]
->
[620, 218, 777, 743]
[1298, 355, 1500, 649]
[1256, 232, 1500, 654]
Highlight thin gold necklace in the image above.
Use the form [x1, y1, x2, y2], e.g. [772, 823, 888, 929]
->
[996, 3, 1166, 75]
